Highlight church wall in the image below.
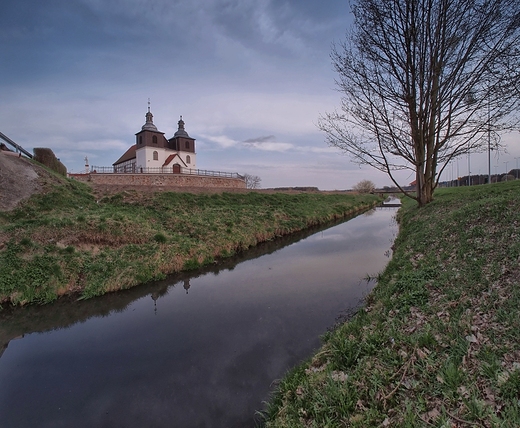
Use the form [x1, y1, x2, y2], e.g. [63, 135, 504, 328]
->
[114, 159, 136, 173]
[136, 131, 167, 149]
[135, 147, 196, 169]
[82, 173, 246, 189]
[179, 150, 196, 168]
[135, 147, 147, 169]
[179, 138, 195, 153]
[136, 146, 170, 169]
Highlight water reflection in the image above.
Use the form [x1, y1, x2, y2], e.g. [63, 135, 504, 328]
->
[0, 211, 370, 346]
[0, 207, 399, 428]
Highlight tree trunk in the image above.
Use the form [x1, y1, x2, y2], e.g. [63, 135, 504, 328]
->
[416, 168, 434, 207]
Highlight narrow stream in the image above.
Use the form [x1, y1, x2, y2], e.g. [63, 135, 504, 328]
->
[0, 206, 398, 428]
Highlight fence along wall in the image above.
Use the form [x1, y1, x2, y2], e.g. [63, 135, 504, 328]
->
[71, 173, 247, 189]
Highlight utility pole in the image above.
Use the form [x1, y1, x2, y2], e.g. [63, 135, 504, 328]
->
[488, 86, 491, 184]
[468, 151, 471, 186]
[457, 157, 460, 186]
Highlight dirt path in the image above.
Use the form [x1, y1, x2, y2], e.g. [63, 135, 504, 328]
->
[0, 153, 41, 211]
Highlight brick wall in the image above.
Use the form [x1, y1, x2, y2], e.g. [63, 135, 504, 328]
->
[70, 173, 246, 189]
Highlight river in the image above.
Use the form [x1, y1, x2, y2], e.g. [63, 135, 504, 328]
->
[0, 206, 398, 428]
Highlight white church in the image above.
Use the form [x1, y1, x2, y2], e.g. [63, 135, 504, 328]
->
[113, 107, 196, 173]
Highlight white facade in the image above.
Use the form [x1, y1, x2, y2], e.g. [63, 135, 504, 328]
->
[136, 146, 195, 170]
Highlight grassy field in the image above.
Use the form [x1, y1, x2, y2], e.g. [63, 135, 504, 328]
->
[262, 180, 520, 427]
[0, 177, 380, 307]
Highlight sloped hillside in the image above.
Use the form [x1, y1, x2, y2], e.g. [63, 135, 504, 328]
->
[0, 153, 64, 212]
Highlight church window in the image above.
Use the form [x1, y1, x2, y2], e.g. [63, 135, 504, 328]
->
[186, 155, 191, 164]
[185, 140, 189, 149]
[153, 151, 158, 161]
[139, 136, 142, 145]
[153, 135, 158, 144]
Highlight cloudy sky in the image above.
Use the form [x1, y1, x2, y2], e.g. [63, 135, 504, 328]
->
[1, 1, 518, 189]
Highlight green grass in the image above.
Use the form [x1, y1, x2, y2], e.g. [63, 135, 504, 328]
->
[262, 180, 520, 427]
[0, 178, 380, 306]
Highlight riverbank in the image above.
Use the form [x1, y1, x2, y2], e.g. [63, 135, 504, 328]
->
[263, 180, 520, 427]
[0, 173, 381, 307]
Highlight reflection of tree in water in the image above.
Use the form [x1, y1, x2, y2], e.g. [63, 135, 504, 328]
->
[363, 208, 377, 217]
[0, 207, 371, 357]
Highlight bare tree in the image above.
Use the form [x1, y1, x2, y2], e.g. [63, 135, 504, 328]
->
[319, 0, 520, 206]
[353, 179, 375, 193]
[243, 173, 262, 189]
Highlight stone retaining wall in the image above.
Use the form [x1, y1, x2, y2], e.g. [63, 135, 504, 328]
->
[69, 173, 246, 189]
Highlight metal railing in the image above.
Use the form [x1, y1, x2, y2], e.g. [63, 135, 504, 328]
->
[182, 168, 244, 179]
[0, 131, 33, 158]
[90, 165, 244, 180]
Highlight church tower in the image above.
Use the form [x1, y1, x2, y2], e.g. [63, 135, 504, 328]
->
[135, 105, 167, 148]
[134, 103, 168, 170]
[168, 116, 196, 169]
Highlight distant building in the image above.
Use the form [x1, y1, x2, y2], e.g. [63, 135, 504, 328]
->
[113, 108, 196, 173]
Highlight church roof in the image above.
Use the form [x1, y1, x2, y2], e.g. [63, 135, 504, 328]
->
[113, 144, 136, 165]
[173, 116, 191, 138]
[162, 153, 187, 167]
[142, 109, 158, 132]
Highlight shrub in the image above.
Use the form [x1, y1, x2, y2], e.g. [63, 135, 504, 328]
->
[353, 179, 376, 193]
[33, 148, 67, 176]
[153, 233, 167, 243]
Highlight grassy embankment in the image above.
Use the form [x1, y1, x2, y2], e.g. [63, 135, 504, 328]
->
[263, 180, 520, 427]
[0, 178, 380, 307]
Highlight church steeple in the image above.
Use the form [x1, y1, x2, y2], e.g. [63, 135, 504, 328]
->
[174, 115, 189, 137]
[141, 99, 158, 131]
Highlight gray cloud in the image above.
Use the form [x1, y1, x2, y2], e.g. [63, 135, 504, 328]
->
[2, 0, 504, 190]
[243, 135, 275, 144]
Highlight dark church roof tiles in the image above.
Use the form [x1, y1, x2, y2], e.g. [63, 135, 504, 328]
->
[113, 144, 137, 166]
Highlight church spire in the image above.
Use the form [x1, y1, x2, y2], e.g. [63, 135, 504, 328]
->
[141, 99, 158, 131]
[174, 115, 189, 137]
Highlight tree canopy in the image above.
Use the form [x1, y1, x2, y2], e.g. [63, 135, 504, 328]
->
[319, 0, 520, 206]
[353, 179, 376, 193]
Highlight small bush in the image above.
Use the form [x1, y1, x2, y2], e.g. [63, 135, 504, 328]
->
[154, 233, 167, 243]
[20, 237, 32, 246]
[33, 148, 67, 176]
[353, 179, 376, 193]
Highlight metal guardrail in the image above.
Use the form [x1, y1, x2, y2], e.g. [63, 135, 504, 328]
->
[90, 166, 244, 180]
[0, 131, 33, 158]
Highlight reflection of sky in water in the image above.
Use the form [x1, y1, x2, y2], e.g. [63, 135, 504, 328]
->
[0, 208, 398, 428]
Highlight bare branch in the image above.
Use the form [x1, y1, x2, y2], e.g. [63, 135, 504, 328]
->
[243, 173, 262, 189]
[320, 0, 520, 206]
